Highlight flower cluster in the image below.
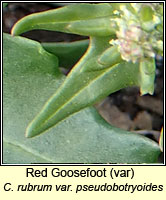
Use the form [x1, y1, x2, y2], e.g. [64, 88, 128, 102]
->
[110, 3, 163, 63]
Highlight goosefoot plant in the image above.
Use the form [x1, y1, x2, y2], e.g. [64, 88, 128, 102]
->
[3, 3, 163, 163]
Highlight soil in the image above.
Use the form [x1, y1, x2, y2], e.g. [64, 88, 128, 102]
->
[3, 3, 164, 162]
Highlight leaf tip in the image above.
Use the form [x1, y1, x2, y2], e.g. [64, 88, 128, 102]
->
[25, 119, 48, 138]
[25, 124, 40, 138]
[25, 128, 34, 138]
[11, 17, 26, 36]
[11, 24, 19, 36]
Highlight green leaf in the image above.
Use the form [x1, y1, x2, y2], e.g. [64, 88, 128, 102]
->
[42, 39, 89, 68]
[139, 58, 155, 95]
[159, 128, 163, 152]
[3, 33, 160, 163]
[3, 3, 8, 8]
[98, 45, 122, 68]
[3, 141, 49, 164]
[11, 3, 116, 37]
[26, 36, 140, 138]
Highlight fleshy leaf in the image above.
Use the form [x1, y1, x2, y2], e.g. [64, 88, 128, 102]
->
[3, 141, 49, 164]
[98, 45, 122, 67]
[42, 39, 89, 68]
[11, 3, 116, 37]
[139, 58, 156, 95]
[3, 33, 161, 164]
[26, 36, 140, 138]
